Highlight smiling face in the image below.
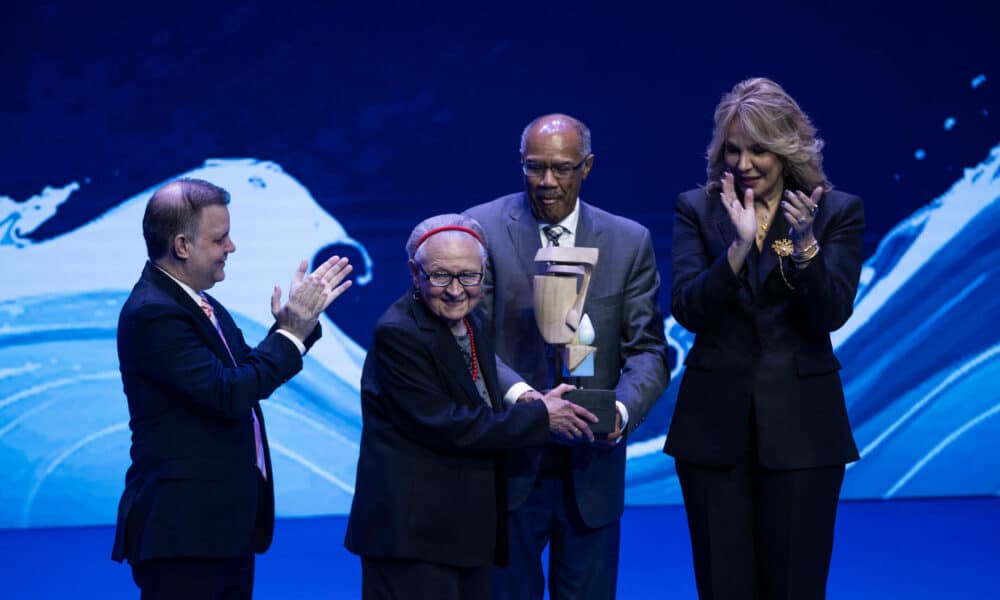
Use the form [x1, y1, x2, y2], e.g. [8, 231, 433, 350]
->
[522, 119, 593, 224]
[723, 120, 785, 205]
[177, 204, 236, 291]
[409, 233, 484, 328]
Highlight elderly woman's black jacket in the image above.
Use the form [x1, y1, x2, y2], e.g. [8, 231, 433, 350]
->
[345, 292, 551, 567]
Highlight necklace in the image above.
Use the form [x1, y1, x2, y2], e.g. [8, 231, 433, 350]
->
[758, 213, 769, 233]
[462, 317, 478, 381]
[756, 212, 770, 246]
[755, 198, 779, 245]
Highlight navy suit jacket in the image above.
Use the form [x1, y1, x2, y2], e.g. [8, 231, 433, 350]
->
[465, 193, 669, 528]
[664, 187, 863, 468]
[112, 262, 319, 563]
[344, 293, 551, 567]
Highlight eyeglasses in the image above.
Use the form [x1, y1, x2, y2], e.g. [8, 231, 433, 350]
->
[417, 264, 484, 287]
[521, 157, 588, 179]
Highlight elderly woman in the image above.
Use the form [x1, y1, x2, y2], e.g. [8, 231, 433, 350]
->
[664, 78, 865, 599]
[345, 214, 597, 600]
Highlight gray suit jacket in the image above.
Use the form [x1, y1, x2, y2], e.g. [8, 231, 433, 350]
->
[465, 192, 669, 527]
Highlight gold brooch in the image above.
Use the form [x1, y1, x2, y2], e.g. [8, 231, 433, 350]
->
[771, 238, 795, 290]
[771, 238, 793, 257]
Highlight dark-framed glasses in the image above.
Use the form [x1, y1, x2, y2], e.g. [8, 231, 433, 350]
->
[418, 264, 484, 287]
[521, 157, 588, 179]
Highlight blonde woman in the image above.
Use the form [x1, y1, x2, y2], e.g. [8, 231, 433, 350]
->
[664, 78, 865, 599]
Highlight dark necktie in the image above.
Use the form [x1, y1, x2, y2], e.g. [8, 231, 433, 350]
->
[543, 224, 566, 246]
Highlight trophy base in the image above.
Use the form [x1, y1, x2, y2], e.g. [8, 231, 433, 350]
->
[564, 389, 617, 435]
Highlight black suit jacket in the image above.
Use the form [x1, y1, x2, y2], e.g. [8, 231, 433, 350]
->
[112, 262, 319, 563]
[664, 187, 863, 468]
[465, 193, 669, 528]
[344, 293, 552, 568]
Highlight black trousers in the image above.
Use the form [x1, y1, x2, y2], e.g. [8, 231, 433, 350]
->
[131, 554, 255, 600]
[130, 473, 267, 600]
[361, 557, 491, 600]
[492, 467, 621, 600]
[675, 456, 845, 600]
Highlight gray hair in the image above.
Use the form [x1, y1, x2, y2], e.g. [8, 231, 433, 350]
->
[519, 113, 592, 159]
[706, 78, 832, 193]
[406, 213, 488, 265]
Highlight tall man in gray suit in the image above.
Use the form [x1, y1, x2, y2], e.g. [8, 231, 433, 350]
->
[465, 114, 669, 599]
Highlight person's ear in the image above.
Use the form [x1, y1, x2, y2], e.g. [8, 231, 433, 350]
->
[171, 234, 189, 260]
[580, 153, 595, 179]
[408, 260, 420, 288]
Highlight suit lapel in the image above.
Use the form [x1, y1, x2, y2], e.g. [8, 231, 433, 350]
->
[757, 206, 791, 290]
[202, 294, 241, 367]
[712, 191, 737, 247]
[715, 218, 738, 248]
[575, 201, 606, 307]
[410, 295, 489, 409]
[144, 263, 237, 366]
[506, 194, 542, 282]
[693, 191, 758, 299]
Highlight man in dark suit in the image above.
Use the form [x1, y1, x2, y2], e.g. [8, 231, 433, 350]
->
[112, 178, 352, 599]
[465, 114, 669, 599]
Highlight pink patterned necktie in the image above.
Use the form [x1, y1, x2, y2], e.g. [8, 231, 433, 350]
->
[199, 294, 268, 480]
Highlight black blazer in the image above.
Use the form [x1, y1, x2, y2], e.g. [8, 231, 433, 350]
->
[344, 293, 551, 568]
[664, 188, 863, 469]
[112, 262, 319, 563]
[465, 193, 669, 528]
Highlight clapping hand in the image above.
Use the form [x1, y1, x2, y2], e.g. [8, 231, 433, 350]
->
[720, 172, 756, 245]
[782, 186, 823, 241]
[271, 256, 353, 340]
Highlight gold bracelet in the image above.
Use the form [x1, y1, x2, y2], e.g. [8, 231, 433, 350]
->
[793, 238, 818, 256]
[791, 243, 820, 263]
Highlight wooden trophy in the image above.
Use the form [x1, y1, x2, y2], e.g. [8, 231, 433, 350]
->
[533, 246, 616, 434]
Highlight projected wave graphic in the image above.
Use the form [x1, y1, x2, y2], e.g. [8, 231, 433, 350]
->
[626, 143, 1000, 504]
[2, 146, 998, 527]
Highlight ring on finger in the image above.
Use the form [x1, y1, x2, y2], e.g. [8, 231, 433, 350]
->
[797, 217, 806, 225]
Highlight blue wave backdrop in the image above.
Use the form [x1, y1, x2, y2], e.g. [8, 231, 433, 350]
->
[2, 1, 998, 528]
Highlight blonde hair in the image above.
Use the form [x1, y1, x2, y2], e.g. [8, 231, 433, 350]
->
[706, 78, 832, 193]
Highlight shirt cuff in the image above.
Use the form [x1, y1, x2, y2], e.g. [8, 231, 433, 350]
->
[505, 382, 535, 406]
[277, 329, 307, 355]
[615, 401, 630, 444]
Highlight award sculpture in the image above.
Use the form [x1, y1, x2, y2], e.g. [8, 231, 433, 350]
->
[533, 246, 617, 434]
